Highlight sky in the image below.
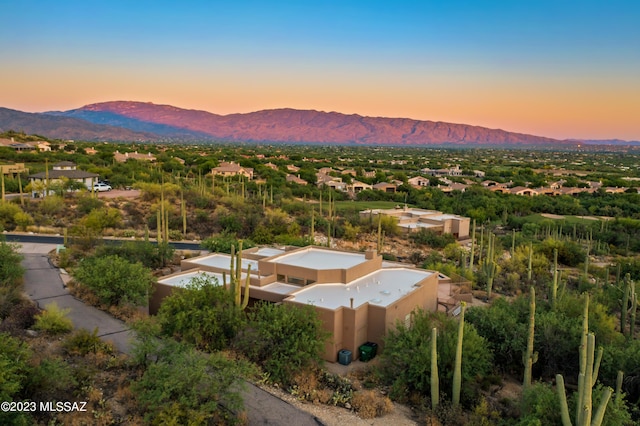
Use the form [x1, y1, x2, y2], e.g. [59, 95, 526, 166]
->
[1, 0, 639, 140]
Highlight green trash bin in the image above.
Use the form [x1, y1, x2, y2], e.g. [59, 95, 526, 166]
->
[358, 342, 378, 362]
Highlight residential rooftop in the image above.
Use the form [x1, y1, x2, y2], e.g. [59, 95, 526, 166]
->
[270, 247, 368, 270]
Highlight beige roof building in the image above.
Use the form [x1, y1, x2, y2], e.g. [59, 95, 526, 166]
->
[361, 207, 470, 239]
[153, 246, 444, 363]
[114, 151, 156, 162]
[211, 162, 254, 179]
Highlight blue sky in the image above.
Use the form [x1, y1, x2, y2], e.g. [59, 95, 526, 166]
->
[2, 0, 639, 139]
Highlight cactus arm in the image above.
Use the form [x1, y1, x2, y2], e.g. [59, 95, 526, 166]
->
[242, 264, 251, 309]
[556, 374, 572, 426]
[591, 387, 612, 426]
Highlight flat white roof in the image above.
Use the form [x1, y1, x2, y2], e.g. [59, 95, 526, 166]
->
[287, 268, 434, 310]
[158, 270, 250, 288]
[158, 271, 225, 288]
[271, 247, 367, 270]
[259, 282, 301, 295]
[254, 247, 286, 258]
[400, 222, 440, 229]
[190, 254, 259, 272]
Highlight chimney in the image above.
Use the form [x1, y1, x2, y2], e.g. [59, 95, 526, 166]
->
[365, 249, 377, 260]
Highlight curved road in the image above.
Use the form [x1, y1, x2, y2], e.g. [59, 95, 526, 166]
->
[17, 242, 323, 426]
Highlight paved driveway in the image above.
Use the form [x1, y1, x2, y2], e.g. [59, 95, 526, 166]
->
[18, 242, 324, 425]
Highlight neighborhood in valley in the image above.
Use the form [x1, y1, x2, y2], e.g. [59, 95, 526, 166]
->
[2, 130, 640, 424]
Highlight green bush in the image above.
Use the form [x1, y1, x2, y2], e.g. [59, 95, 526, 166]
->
[73, 254, 155, 306]
[132, 337, 246, 424]
[411, 229, 456, 249]
[0, 240, 24, 288]
[95, 241, 174, 268]
[201, 233, 255, 253]
[0, 333, 32, 425]
[157, 274, 244, 351]
[25, 358, 77, 402]
[379, 309, 493, 407]
[33, 302, 73, 334]
[236, 302, 328, 386]
[517, 381, 562, 425]
[63, 327, 114, 356]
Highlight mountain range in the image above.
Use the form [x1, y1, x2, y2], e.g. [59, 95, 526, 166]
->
[0, 101, 607, 146]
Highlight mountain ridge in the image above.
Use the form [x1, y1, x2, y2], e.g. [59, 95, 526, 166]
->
[2, 101, 578, 146]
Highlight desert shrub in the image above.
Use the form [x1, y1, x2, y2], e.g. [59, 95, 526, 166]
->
[13, 211, 33, 231]
[379, 309, 493, 407]
[0, 286, 23, 319]
[236, 302, 328, 386]
[411, 229, 456, 249]
[76, 195, 104, 214]
[0, 300, 39, 334]
[201, 233, 255, 253]
[73, 254, 155, 306]
[0, 333, 32, 425]
[516, 381, 562, 425]
[351, 390, 394, 419]
[39, 195, 65, 215]
[132, 337, 246, 424]
[0, 202, 22, 230]
[25, 357, 77, 402]
[157, 274, 244, 351]
[63, 327, 114, 356]
[0, 240, 24, 288]
[95, 241, 174, 268]
[33, 302, 73, 334]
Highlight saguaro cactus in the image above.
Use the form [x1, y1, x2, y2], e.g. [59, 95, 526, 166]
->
[551, 248, 559, 309]
[452, 302, 466, 407]
[523, 287, 537, 389]
[431, 327, 439, 411]
[223, 241, 251, 310]
[556, 294, 612, 426]
[622, 273, 630, 335]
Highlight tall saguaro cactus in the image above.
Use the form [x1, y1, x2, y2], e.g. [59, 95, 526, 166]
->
[523, 287, 537, 389]
[551, 248, 559, 309]
[621, 273, 630, 335]
[223, 241, 251, 310]
[452, 302, 466, 407]
[556, 294, 612, 426]
[431, 327, 439, 411]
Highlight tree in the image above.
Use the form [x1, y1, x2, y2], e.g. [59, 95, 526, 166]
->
[157, 274, 244, 351]
[73, 255, 155, 306]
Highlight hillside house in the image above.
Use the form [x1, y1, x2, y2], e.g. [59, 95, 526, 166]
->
[27, 161, 98, 197]
[408, 176, 430, 188]
[373, 182, 397, 193]
[286, 174, 307, 185]
[211, 162, 254, 179]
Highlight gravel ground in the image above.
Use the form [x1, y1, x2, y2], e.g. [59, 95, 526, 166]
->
[257, 383, 420, 426]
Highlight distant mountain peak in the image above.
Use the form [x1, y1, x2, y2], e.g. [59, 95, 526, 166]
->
[1, 101, 576, 146]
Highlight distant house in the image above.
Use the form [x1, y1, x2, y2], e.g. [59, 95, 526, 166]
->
[84, 147, 98, 155]
[408, 176, 430, 188]
[0, 162, 28, 176]
[361, 207, 471, 239]
[0, 137, 34, 151]
[341, 169, 357, 177]
[114, 150, 156, 163]
[438, 182, 468, 193]
[27, 161, 98, 197]
[211, 162, 254, 179]
[286, 174, 307, 185]
[264, 162, 279, 170]
[347, 180, 372, 194]
[373, 182, 397, 193]
[286, 164, 300, 173]
[509, 187, 539, 196]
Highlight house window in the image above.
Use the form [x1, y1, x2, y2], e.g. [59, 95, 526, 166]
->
[277, 274, 285, 281]
[405, 314, 412, 328]
[287, 276, 305, 286]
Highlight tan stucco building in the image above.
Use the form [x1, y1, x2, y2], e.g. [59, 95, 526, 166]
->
[153, 246, 440, 362]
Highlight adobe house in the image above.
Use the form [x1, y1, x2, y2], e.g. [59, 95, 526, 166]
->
[211, 162, 254, 179]
[153, 246, 440, 362]
[361, 207, 470, 239]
